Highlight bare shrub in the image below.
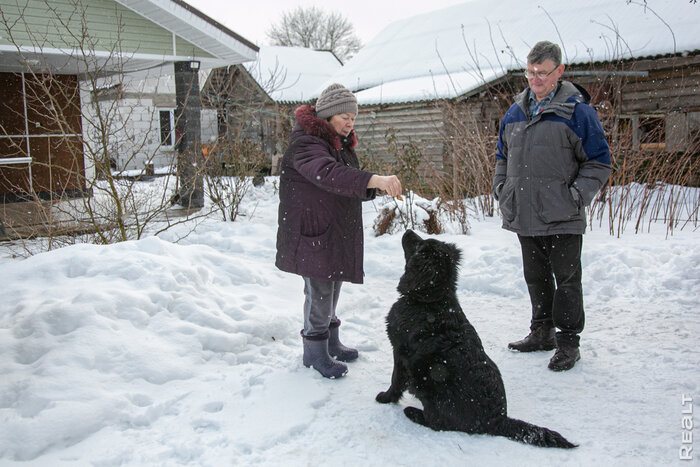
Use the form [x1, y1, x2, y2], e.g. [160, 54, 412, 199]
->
[365, 128, 446, 235]
[372, 195, 442, 237]
[590, 130, 700, 237]
[372, 205, 397, 237]
[204, 139, 268, 222]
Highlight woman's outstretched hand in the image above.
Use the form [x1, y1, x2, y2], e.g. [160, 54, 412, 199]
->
[368, 175, 402, 197]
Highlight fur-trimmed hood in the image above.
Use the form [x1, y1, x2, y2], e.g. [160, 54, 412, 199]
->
[293, 104, 358, 151]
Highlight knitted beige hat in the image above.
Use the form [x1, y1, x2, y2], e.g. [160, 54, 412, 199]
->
[315, 83, 358, 119]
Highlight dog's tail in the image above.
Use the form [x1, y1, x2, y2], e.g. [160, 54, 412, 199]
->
[489, 417, 577, 449]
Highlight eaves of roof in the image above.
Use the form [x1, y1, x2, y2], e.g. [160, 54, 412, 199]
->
[114, 0, 258, 67]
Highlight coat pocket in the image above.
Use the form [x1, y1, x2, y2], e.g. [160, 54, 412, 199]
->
[297, 225, 334, 277]
[535, 180, 580, 223]
[300, 224, 332, 250]
[498, 179, 517, 222]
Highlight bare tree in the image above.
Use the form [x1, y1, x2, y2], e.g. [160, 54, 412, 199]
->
[266, 6, 361, 63]
[199, 57, 296, 222]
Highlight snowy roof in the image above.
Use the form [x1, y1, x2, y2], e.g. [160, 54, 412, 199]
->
[325, 0, 700, 105]
[244, 46, 342, 103]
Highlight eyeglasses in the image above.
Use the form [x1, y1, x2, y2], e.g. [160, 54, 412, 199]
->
[523, 68, 557, 79]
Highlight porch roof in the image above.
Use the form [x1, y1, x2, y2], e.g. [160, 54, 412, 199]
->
[0, 0, 258, 77]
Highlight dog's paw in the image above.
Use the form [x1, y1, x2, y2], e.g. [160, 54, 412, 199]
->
[375, 390, 399, 404]
[404, 406, 428, 426]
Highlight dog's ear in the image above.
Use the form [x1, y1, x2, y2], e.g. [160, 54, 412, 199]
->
[397, 237, 461, 302]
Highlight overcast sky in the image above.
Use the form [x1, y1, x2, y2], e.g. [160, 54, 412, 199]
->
[186, 0, 471, 47]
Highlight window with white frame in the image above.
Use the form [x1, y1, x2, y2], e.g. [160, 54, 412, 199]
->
[159, 109, 175, 146]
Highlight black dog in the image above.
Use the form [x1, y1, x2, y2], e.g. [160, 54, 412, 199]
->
[376, 230, 576, 449]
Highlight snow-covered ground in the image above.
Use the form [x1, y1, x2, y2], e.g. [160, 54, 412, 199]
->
[1, 179, 698, 466]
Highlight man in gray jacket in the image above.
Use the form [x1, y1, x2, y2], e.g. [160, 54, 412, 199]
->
[492, 41, 611, 371]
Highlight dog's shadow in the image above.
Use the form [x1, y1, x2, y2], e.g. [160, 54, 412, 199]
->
[376, 229, 576, 449]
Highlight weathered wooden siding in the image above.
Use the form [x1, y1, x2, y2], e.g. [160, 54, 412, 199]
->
[619, 55, 700, 113]
[354, 103, 446, 169]
[620, 75, 700, 113]
[0, 0, 212, 58]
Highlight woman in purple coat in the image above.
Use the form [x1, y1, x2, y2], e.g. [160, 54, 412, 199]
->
[276, 83, 402, 378]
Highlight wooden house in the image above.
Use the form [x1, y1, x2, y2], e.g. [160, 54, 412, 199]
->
[324, 0, 700, 188]
[0, 0, 257, 201]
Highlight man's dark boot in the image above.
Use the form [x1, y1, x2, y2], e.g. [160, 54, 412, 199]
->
[508, 326, 556, 352]
[548, 346, 581, 371]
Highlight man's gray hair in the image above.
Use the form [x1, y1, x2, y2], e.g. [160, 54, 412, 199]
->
[527, 41, 562, 67]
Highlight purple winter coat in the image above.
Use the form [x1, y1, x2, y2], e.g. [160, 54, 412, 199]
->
[275, 105, 376, 284]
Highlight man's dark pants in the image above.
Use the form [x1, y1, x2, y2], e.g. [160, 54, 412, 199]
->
[517, 234, 584, 348]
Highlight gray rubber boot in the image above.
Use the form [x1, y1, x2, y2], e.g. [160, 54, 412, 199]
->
[328, 322, 358, 362]
[302, 337, 348, 379]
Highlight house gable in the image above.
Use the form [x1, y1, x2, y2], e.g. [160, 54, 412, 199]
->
[0, 0, 257, 75]
[0, 0, 211, 59]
